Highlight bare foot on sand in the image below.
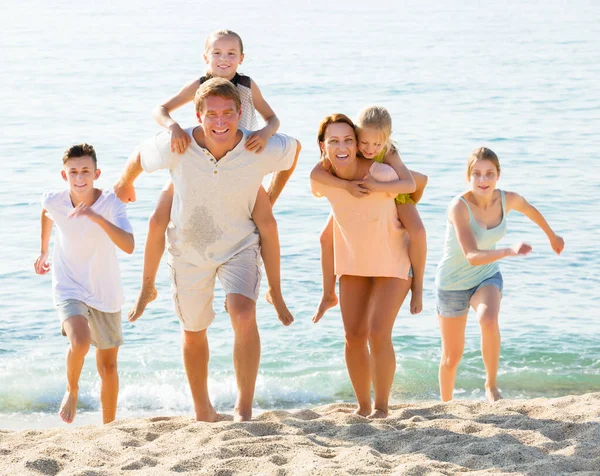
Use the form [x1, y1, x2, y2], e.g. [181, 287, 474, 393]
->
[485, 385, 503, 403]
[410, 288, 423, 315]
[266, 288, 294, 326]
[353, 406, 371, 417]
[368, 408, 388, 419]
[312, 293, 338, 323]
[233, 406, 252, 422]
[195, 403, 218, 422]
[128, 285, 158, 322]
[59, 391, 78, 423]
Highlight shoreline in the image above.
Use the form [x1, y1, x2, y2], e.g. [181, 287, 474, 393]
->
[1, 393, 599, 474]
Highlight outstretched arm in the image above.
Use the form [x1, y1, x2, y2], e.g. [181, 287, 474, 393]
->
[34, 208, 54, 274]
[113, 148, 144, 203]
[153, 79, 199, 154]
[506, 191, 564, 254]
[246, 80, 280, 154]
[451, 199, 531, 266]
[267, 140, 301, 205]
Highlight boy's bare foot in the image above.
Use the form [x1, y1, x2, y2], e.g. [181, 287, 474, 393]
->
[233, 406, 252, 422]
[485, 385, 503, 403]
[59, 391, 78, 424]
[312, 293, 338, 323]
[266, 289, 294, 326]
[195, 403, 218, 422]
[410, 287, 423, 315]
[128, 286, 158, 322]
[367, 408, 388, 419]
[353, 406, 371, 417]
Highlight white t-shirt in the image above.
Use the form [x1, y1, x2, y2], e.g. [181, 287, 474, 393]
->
[139, 127, 297, 266]
[42, 189, 133, 312]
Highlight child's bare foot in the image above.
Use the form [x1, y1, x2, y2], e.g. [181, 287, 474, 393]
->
[312, 293, 338, 323]
[128, 285, 158, 322]
[59, 391, 78, 424]
[367, 408, 388, 419]
[353, 406, 371, 417]
[485, 385, 503, 403]
[410, 287, 423, 315]
[266, 288, 294, 326]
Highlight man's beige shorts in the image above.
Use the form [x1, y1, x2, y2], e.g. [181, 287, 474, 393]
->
[168, 244, 262, 332]
[56, 299, 123, 349]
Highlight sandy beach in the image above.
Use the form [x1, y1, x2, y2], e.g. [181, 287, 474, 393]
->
[1, 393, 598, 475]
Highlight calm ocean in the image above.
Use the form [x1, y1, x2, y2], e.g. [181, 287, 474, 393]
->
[1, 0, 598, 429]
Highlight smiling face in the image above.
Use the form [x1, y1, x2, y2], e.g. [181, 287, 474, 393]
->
[357, 126, 386, 159]
[320, 122, 358, 175]
[61, 156, 100, 195]
[469, 159, 500, 197]
[198, 95, 242, 146]
[203, 35, 244, 80]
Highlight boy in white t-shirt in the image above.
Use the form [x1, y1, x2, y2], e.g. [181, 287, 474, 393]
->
[34, 144, 134, 424]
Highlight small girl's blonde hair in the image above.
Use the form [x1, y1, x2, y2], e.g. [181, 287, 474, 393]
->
[355, 105, 394, 152]
[204, 29, 244, 54]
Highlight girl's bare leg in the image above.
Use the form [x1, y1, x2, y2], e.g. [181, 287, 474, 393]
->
[96, 347, 119, 424]
[252, 186, 293, 326]
[128, 181, 173, 321]
[437, 314, 468, 402]
[396, 203, 426, 314]
[367, 276, 411, 418]
[470, 285, 503, 403]
[312, 215, 338, 323]
[339, 275, 373, 416]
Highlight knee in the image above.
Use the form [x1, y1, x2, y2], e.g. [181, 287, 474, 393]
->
[478, 310, 499, 331]
[98, 360, 118, 379]
[345, 329, 368, 348]
[440, 351, 463, 371]
[182, 330, 207, 347]
[320, 226, 333, 247]
[70, 335, 91, 356]
[368, 326, 391, 350]
[408, 222, 426, 242]
[229, 305, 257, 332]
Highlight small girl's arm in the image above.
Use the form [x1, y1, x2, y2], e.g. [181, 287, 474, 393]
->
[362, 148, 416, 195]
[246, 81, 280, 153]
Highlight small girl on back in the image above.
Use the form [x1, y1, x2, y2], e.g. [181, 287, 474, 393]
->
[130, 29, 293, 326]
[311, 106, 428, 321]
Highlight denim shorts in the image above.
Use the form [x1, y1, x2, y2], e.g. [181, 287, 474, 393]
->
[436, 272, 503, 318]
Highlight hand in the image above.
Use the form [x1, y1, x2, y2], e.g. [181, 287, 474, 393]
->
[549, 234, 565, 255]
[169, 124, 191, 154]
[508, 242, 532, 257]
[34, 252, 50, 275]
[245, 129, 270, 154]
[113, 180, 136, 203]
[68, 202, 99, 221]
[345, 180, 370, 198]
[357, 175, 380, 192]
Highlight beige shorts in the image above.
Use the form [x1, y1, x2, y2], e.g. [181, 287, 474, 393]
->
[168, 244, 262, 332]
[56, 299, 123, 350]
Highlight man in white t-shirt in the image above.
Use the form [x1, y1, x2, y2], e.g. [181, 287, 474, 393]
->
[114, 78, 300, 422]
[34, 143, 135, 425]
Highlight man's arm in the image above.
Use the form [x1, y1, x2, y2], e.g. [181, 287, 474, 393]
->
[266, 140, 301, 205]
[34, 208, 54, 274]
[113, 148, 144, 203]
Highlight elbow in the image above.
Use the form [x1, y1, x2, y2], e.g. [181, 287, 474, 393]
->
[124, 236, 135, 255]
[465, 253, 480, 266]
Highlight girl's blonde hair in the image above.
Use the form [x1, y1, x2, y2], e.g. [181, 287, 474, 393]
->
[355, 105, 394, 152]
[204, 29, 244, 54]
[467, 147, 501, 179]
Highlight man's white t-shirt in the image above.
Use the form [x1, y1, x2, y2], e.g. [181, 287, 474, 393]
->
[139, 127, 297, 266]
[42, 189, 133, 312]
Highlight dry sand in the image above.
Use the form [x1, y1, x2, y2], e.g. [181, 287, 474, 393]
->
[1, 393, 599, 475]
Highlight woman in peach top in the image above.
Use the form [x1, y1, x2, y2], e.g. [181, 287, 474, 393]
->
[310, 114, 414, 418]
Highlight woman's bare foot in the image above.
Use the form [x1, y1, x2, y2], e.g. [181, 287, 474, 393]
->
[128, 285, 158, 322]
[195, 403, 218, 422]
[353, 406, 371, 417]
[410, 287, 423, 315]
[266, 288, 294, 326]
[312, 293, 339, 323]
[233, 406, 252, 422]
[485, 385, 503, 403]
[367, 408, 388, 419]
[59, 391, 78, 424]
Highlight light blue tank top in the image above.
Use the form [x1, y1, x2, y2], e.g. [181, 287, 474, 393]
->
[436, 190, 507, 291]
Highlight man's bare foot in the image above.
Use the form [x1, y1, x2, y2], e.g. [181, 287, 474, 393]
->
[233, 406, 252, 422]
[367, 408, 388, 419]
[410, 287, 423, 315]
[353, 406, 371, 417]
[485, 385, 503, 403]
[266, 289, 294, 326]
[195, 403, 218, 422]
[59, 391, 78, 424]
[128, 285, 158, 322]
[312, 293, 339, 323]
